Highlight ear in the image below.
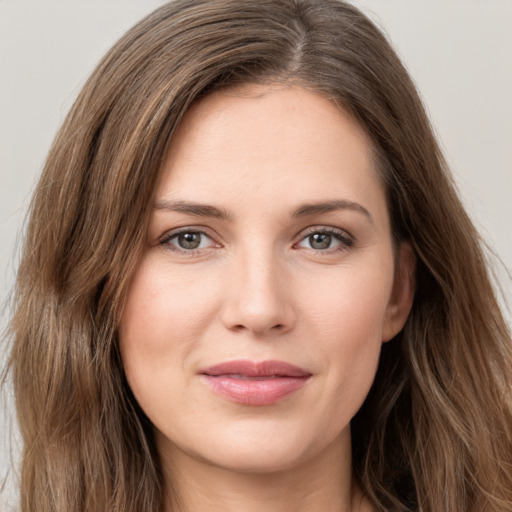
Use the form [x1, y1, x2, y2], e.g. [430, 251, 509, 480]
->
[382, 241, 416, 342]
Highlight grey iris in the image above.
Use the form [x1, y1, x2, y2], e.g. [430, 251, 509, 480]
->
[309, 233, 332, 250]
[179, 232, 202, 249]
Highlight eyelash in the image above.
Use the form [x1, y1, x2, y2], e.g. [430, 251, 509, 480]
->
[159, 228, 217, 253]
[158, 226, 354, 254]
[295, 227, 354, 253]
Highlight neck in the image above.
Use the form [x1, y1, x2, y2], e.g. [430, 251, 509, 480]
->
[159, 431, 371, 512]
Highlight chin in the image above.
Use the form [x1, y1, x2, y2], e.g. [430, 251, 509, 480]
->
[194, 445, 311, 475]
[157, 417, 347, 476]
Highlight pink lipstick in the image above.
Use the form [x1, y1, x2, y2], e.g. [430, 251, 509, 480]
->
[200, 360, 311, 405]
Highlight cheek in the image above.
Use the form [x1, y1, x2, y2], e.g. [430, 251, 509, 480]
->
[319, 291, 385, 387]
[121, 257, 216, 343]
[299, 259, 394, 344]
[118, 256, 219, 399]
[297, 260, 394, 407]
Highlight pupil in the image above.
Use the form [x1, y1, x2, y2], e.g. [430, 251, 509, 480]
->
[179, 232, 201, 249]
[310, 233, 331, 249]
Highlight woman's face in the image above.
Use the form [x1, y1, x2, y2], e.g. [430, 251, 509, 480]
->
[119, 85, 414, 474]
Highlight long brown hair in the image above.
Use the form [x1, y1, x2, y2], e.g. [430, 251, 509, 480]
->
[6, 1, 512, 510]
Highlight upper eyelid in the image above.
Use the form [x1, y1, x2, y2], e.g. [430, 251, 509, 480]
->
[159, 226, 217, 241]
[295, 225, 354, 241]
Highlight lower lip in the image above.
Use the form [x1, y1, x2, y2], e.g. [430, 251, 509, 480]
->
[201, 375, 310, 405]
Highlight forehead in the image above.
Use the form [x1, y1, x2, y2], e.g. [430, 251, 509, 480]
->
[156, 85, 387, 226]
[165, 83, 375, 169]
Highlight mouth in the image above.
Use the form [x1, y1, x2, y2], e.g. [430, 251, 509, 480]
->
[199, 360, 312, 406]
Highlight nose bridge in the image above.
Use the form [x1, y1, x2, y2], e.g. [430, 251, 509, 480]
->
[221, 239, 294, 335]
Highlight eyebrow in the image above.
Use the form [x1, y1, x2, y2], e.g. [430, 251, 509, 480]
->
[153, 198, 373, 224]
[153, 200, 233, 221]
[292, 200, 374, 224]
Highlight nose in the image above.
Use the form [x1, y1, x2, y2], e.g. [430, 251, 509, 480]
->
[219, 247, 296, 336]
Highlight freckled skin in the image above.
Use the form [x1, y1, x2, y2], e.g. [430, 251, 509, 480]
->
[119, 85, 414, 511]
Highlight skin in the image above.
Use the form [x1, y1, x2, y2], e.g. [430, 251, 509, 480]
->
[119, 85, 415, 512]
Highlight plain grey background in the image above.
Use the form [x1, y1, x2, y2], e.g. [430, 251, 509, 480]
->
[1, 1, 511, 508]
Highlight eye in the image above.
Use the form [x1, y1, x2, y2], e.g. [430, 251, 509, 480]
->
[160, 229, 217, 252]
[296, 228, 353, 252]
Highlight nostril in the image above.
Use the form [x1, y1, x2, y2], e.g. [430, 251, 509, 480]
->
[230, 322, 285, 333]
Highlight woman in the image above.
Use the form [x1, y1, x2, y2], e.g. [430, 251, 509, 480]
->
[6, 0, 512, 511]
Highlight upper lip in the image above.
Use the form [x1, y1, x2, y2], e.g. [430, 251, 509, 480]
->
[200, 360, 311, 378]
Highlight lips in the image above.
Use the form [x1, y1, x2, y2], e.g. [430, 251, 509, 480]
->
[199, 360, 311, 405]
